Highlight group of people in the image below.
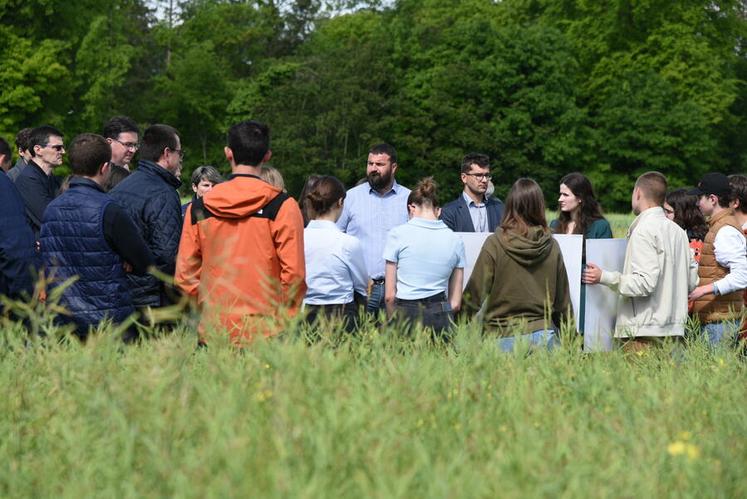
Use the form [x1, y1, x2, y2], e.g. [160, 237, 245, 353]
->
[0, 117, 745, 351]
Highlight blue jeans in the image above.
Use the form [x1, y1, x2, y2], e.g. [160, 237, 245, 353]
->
[498, 329, 558, 353]
[702, 321, 739, 347]
[366, 281, 385, 315]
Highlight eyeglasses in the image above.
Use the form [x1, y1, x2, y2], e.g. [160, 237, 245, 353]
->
[44, 144, 65, 152]
[113, 138, 140, 151]
[171, 148, 184, 159]
[464, 173, 491, 181]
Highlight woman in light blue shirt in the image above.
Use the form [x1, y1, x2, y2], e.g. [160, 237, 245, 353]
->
[383, 177, 466, 335]
[303, 176, 368, 332]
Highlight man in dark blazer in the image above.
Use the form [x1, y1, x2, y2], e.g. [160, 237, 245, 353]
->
[440, 153, 504, 232]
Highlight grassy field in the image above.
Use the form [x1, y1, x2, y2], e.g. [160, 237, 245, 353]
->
[1, 317, 746, 498]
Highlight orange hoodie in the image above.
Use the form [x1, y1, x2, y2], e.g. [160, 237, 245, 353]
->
[175, 175, 306, 344]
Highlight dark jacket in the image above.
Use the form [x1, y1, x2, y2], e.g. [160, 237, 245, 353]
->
[0, 171, 38, 304]
[463, 227, 572, 336]
[7, 157, 28, 183]
[109, 160, 182, 307]
[40, 178, 135, 333]
[440, 194, 504, 232]
[15, 160, 61, 238]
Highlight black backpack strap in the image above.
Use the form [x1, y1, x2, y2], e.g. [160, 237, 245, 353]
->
[252, 192, 290, 221]
[191, 192, 290, 224]
[190, 197, 215, 225]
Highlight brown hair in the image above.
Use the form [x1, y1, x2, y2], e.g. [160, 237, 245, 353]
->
[305, 175, 346, 218]
[553, 172, 606, 235]
[501, 178, 548, 236]
[729, 174, 747, 215]
[635, 171, 667, 206]
[407, 176, 439, 208]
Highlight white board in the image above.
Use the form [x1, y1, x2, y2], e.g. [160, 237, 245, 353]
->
[456, 232, 583, 331]
[584, 239, 627, 352]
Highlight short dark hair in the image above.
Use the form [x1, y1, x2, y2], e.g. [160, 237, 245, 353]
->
[369, 143, 397, 165]
[29, 125, 64, 157]
[102, 116, 139, 140]
[139, 124, 179, 162]
[0, 137, 11, 159]
[68, 133, 111, 177]
[729, 174, 747, 214]
[461, 152, 490, 174]
[191, 165, 223, 187]
[635, 171, 667, 206]
[15, 128, 32, 152]
[0, 137, 11, 170]
[227, 120, 270, 166]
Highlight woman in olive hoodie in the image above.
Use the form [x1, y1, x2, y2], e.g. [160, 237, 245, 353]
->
[463, 178, 572, 351]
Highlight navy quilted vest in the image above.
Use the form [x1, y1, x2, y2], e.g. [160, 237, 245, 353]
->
[40, 179, 134, 329]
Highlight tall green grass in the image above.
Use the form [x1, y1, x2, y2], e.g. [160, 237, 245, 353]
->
[0, 319, 745, 498]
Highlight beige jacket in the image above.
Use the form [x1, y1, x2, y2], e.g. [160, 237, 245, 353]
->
[600, 207, 699, 338]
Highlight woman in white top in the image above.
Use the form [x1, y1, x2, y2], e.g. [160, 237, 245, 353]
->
[383, 177, 466, 336]
[303, 175, 368, 332]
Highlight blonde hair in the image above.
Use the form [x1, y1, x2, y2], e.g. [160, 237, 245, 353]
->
[260, 165, 285, 191]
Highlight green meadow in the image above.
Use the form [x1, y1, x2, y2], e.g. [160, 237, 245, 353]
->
[1, 317, 745, 498]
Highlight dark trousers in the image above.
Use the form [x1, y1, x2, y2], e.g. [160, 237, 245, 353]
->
[394, 293, 453, 335]
[305, 302, 359, 333]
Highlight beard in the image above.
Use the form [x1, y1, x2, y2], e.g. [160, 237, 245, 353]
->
[367, 169, 393, 191]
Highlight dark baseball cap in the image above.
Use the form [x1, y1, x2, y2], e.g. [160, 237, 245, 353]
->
[688, 172, 731, 198]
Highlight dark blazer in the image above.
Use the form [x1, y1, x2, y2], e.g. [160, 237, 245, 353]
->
[440, 194, 504, 232]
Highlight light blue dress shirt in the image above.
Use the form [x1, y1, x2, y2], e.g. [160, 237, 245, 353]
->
[304, 220, 368, 305]
[336, 180, 411, 279]
[462, 192, 489, 232]
[382, 218, 467, 300]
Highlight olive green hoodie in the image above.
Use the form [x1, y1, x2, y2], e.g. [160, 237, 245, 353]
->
[463, 227, 572, 336]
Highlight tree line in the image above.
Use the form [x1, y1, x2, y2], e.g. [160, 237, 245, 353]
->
[1, 0, 745, 210]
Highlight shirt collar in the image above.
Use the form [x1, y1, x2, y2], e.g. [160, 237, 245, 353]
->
[462, 191, 485, 207]
[306, 220, 341, 231]
[408, 217, 447, 230]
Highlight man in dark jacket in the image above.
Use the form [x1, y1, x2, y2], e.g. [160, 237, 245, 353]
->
[40, 134, 154, 341]
[109, 124, 183, 309]
[15, 125, 64, 238]
[440, 153, 504, 232]
[0, 137, 38, 309]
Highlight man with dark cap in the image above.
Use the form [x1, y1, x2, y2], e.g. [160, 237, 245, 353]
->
[688, 172, 747, 346]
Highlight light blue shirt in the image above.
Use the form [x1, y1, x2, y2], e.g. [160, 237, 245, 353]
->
[336, 180, 411, 279]
[462, 192, 489, 232]
[382, 218, 466, 300]
[304, 220, 368, 305]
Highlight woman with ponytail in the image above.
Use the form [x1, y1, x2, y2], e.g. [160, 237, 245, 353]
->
[383, 177, 466, 335]
[464, 178, 572, 351]
[303, 175, 368, 331]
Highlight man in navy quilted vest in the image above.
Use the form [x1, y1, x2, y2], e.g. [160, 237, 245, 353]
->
[40, 134, 154, 341]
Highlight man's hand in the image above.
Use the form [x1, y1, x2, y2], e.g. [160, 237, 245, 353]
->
[123, 262, 133, 273]
[688, 284, 713, 301]
[582, 263, 603, 285]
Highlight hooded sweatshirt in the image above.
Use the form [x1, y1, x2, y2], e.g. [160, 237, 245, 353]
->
[463, 226, 572, 336]
[175, 174, 306, 343]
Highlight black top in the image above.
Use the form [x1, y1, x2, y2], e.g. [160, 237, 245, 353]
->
[15, 160, 61, 236]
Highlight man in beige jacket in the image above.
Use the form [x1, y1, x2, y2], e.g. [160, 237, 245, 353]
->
[583, 172, 699, 351]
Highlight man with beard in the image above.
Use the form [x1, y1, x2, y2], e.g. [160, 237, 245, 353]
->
[336, 143, 411, 313]
[440, 152, 504, 232]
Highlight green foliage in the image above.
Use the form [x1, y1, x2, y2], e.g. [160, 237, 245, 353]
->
[1, 324, 746, 496]
[0, 0, 745, 204]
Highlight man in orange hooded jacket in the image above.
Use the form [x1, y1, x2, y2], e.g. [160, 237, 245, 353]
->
[175, 120, 306, 345]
